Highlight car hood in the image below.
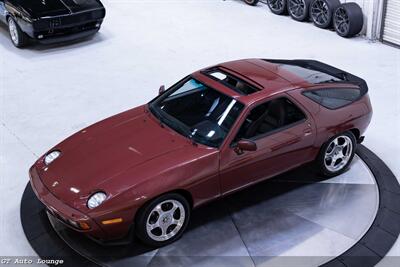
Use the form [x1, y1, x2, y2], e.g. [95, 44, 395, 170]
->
[13, 0, 104, 18]
[40, 106, 191, 205]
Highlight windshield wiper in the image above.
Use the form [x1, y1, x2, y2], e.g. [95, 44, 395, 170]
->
[158, 111, 196, 143]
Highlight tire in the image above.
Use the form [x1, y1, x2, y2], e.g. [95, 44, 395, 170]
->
[288, 0, 313, 21]
[135, 193, 190, 247]
[266, 0, 288, 15]
[333, 3, 364, 38]
[7, 16, 28, 48]
[316, 131, 356, 177]
[310, 0, 340, 28]
[244, 0, 259, 6]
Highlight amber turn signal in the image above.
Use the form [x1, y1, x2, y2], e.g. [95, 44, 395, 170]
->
[102, 218, 123, 225]
[78, 222, 91, 230]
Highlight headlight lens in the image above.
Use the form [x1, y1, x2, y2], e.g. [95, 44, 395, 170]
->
[44, 150, 61, 165]
[87, 192, 107, 209]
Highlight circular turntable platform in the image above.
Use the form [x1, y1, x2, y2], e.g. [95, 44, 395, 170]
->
[21, 146, 400, 267]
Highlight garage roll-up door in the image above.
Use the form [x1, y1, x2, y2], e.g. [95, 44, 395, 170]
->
[382, 0, 400, 46]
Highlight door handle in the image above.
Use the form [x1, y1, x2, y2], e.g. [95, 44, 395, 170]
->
[303, 128, 312, 135]
[303, 123, 312, 136]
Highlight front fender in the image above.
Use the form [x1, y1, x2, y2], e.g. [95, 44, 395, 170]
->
[4, 1, 34, 37]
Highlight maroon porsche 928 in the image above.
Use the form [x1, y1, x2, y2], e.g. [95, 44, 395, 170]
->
[30, 59, 372, 247]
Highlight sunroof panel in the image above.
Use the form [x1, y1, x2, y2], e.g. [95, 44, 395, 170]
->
[204, 68, 259, 95]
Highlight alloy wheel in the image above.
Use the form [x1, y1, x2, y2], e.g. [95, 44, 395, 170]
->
[334, 7, 350, 36]
[268, 0, 285, 12]
[146, 199, 186, 242]
[8, 18, 19, 45]
[311, 0, 329, 26]
[324, 135, 353, 172]
[289, 0, 306, 19]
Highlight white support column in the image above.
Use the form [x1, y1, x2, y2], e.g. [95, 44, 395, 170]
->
[365, 0, 385, 40]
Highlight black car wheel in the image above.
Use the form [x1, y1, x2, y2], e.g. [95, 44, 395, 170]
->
[316, 131, 356, 177]
[266, 0, 288, 15]
[244, 0, 259, 6]
[7, 17, 28, 48]
[333, 3, 364, 38]
[135, 193, 190, 247]
[288, 0, 313, 21]
[310, 0, 340, 28]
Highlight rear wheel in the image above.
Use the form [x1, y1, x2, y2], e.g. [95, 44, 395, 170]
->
[288, 0, 313, 21]
[310, 0, 340, 28]
[266, 0, 288, 15]
[7, 16, 28, 48]
[244, 0, 259, 6]
[333, 3, 364, 38]
[317, 132, 356, 177]
[135, 193, 190, 247]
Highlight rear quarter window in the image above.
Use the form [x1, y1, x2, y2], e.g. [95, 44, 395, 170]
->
[303, 88, 361, 109]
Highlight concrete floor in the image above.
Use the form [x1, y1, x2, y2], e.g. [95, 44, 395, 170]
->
[0, 0, 399, 264]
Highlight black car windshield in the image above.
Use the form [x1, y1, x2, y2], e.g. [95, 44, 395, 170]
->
[149, 77, 244, 147]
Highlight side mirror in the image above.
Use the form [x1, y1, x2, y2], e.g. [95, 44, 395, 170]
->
[235, 139, 257, 155]
[159, 85, 166, 95]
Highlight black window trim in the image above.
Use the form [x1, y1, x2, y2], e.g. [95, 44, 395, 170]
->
[301, 87, 363, 110]
[230, 95, 308, 147]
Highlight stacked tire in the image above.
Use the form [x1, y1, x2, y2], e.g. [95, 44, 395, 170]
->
[288, 0, 313, 22]
[262, 0, 364, 38]
[333, 3, 364, 38]
[243, 0, 260, 6]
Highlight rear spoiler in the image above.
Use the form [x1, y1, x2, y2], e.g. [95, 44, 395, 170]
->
[264, 59, 368, 96]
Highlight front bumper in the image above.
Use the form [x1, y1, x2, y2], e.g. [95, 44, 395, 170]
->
[31, 19, 103, 44]
[29, 166, 107, 240]
[21, 8, 106, 44]
[35, 26, 100, 44]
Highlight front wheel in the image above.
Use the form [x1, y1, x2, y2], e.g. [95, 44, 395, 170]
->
[316, 132, 356, 177]
[7, 17, 28, 48]
[135, 193, 190, 247]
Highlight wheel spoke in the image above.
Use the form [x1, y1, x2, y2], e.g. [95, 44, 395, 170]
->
[170, 201, 179, 213]
[154, 204, 164, 216]
[147, 221, 160, 231]
[146, 199, 186, 242]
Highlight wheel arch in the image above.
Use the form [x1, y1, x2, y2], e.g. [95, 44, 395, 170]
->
[169, 189, 194, 209]
[349, 128, 360, 140]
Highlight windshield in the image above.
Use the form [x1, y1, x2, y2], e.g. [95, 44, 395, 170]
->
[149, 77, 244, 147]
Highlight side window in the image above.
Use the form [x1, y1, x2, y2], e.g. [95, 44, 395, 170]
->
[303, 88, 361, 109]
[235, 97, 306, 141]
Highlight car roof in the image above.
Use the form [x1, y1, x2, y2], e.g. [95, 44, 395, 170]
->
[193, 59, 313, 106]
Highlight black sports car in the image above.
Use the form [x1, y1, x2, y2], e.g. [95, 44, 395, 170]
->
[0, 0, 105, 47]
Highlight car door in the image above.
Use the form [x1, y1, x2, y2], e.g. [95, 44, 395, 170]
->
[219, 95, 316, 195]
